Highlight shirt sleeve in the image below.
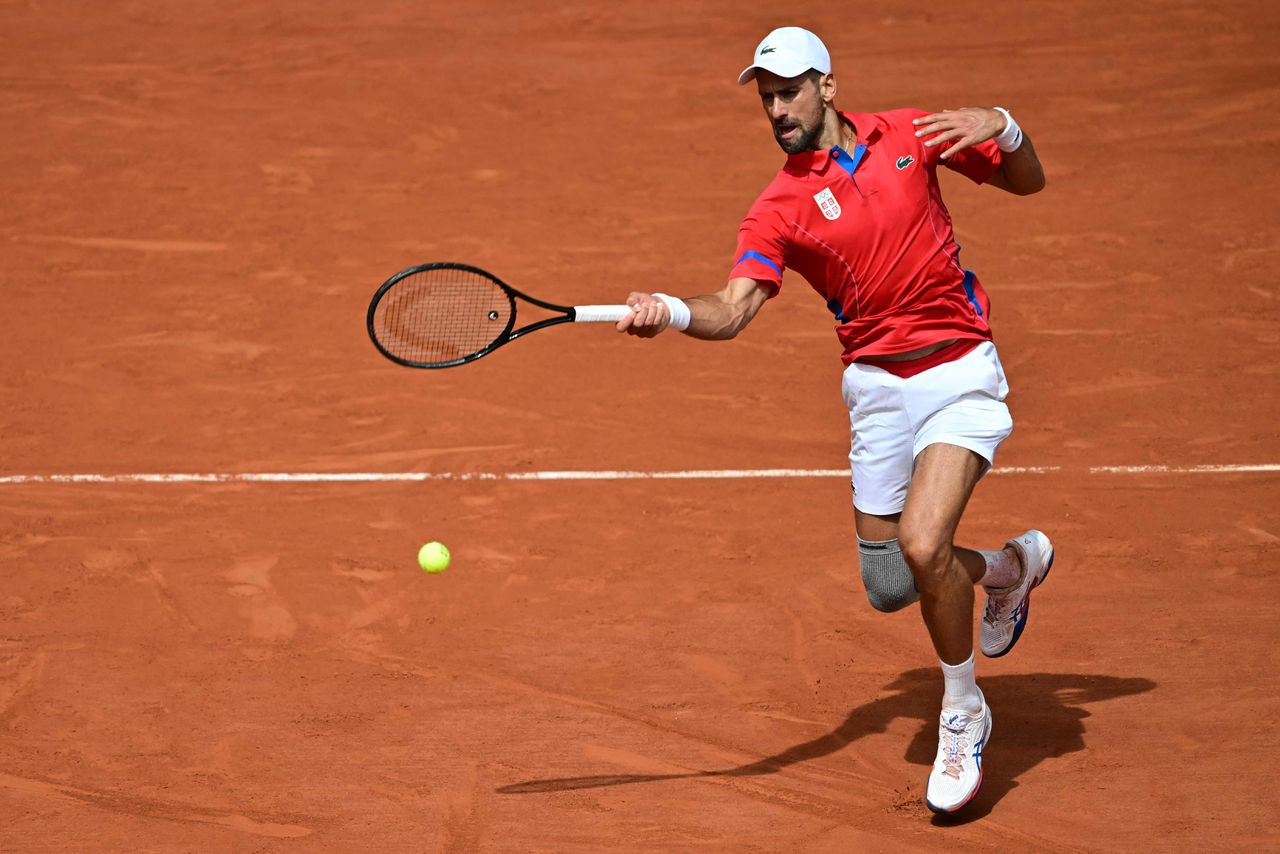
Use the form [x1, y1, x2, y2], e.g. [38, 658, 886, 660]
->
[728, 201, 788, 291]
[907, 108, 1003, 184]
[939, 137, 1002, 184]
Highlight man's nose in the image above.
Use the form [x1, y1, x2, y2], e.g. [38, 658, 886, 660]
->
[768, 102, 788, 121]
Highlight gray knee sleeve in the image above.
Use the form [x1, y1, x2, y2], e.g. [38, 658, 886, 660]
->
[857, 536, 919, 613]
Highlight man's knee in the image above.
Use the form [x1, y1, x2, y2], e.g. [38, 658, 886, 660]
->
[899, 532, 955, 588]
[899, 531, 951, 572]
[857, 536, 919, 612]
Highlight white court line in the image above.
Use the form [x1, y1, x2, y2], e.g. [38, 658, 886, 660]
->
[1089, 464, 1280, 474]
[0, 464, 1276, 484]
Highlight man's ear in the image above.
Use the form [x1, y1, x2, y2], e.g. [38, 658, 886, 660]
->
[820, 72, 837, 105]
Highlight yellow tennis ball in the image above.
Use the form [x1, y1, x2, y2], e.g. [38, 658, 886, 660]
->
[418, 541, 450, 574]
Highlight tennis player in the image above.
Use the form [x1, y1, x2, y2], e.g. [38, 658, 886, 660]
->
[616, 26, 1052, 814]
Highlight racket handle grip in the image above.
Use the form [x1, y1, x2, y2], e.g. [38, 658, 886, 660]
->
[572, 305, 633, 323]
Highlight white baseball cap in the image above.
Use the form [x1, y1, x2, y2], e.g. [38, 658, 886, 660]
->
[737, 27, 831, 86]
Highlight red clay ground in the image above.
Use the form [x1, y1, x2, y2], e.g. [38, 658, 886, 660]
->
[2, 0, 1278, 851]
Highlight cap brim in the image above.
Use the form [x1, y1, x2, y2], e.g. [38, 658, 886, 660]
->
[736, 59, 817, 86]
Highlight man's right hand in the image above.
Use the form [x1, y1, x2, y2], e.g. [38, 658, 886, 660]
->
[615, 292, 672, 337]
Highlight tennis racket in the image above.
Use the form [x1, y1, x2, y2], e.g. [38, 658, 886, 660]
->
[366, 262, 632, 369]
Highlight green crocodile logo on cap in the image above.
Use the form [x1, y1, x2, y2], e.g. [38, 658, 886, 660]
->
[759, 45, 776, 55]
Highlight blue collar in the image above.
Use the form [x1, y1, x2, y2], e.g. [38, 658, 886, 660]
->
[830, 143, 868, 178]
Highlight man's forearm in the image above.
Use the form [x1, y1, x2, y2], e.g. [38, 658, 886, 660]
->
[684, 293, 751, 340]
[998, 134, 1045, 195]
[617, 278, 768, 340]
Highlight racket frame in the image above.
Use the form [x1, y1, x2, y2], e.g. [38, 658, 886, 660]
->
[366, 262, 582, 369]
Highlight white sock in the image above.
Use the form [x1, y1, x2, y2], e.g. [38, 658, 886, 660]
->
[941, 653, 983, 714]
[978, 548, 1022, 590]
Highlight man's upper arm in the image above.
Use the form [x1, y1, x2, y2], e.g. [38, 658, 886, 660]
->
[728, 201, 789, 287]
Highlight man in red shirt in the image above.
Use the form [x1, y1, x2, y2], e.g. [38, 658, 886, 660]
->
[617, 27, 1051, 815]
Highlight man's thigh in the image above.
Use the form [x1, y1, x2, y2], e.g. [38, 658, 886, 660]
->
[844, 343, 1012, 520]
[899, 443, 988, 549]
[855, 507, 901, 542]
[854, 443, 985, 543]
[844, 365, 915, 517]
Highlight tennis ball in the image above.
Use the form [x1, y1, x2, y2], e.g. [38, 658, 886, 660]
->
[418, 541, 450, 574]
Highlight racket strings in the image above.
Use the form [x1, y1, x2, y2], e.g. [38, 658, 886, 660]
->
[373, 269, 512, 365]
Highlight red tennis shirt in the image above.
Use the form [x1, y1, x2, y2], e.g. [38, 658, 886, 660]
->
[729, 109, 1003, 367]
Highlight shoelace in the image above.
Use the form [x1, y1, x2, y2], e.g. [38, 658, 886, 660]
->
[984, 576, 1025, 623]
[941, 724, 972, 780]
[983, 595, 1001, 622]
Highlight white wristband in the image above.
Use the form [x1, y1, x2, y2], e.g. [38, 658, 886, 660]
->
[652, 293, 691, 332]
[992, 107, 1023, 153]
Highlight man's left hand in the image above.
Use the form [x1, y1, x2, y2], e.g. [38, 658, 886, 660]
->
[912, 108, 1005, 160]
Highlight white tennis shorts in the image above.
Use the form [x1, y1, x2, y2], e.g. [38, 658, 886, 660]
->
[841, 340, 1013, 515]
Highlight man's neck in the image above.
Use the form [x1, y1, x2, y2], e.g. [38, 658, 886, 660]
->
[813, 108, 852, 151]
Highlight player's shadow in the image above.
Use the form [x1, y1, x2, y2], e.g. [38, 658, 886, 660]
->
[496, 668, 1154, 819]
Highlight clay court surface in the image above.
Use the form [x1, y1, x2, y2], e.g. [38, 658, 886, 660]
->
[2, 1, 1278, 850]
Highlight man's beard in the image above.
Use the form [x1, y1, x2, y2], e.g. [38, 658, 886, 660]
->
[773, 118, 824, 154]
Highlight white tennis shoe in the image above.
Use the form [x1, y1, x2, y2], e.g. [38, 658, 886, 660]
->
[979, 529, 1054, 658]
[926, 697, 992, 814]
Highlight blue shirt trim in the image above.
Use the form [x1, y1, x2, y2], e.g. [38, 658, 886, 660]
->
[961, 269, 982, 317]
[826, 298, 846, 323]
[735, 250, 782, 277]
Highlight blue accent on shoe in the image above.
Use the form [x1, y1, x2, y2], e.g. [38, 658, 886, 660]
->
[926, 708, 990, 815]
[988, 547, 1053, 659]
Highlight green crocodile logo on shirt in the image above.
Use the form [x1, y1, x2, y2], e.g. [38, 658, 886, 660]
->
[896, 155, 915, 170]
